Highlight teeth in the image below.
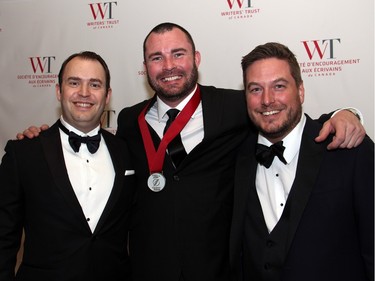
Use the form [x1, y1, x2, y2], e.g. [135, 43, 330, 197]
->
[76, 102, 92, 107]
[163, 76, 180, 82]
[262, 110, 279, 116]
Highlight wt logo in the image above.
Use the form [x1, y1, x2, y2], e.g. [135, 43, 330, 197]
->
[227, 0, 252, 9]
[302, 39, 341, 60]
[29, 56, 56, 73]
[89, 2, 117, 20]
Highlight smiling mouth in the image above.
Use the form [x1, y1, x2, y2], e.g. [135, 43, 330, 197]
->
[262, 110, 280, 116]
[161, 75, 182, 82]
[74, 102, 93, 108]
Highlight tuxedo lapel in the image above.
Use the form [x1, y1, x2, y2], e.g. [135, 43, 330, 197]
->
[40, 122, 90, 231]
[93, 130, 125, 233]
[241, 134, 269, 235]
[276, 115, 327, 255]
[233, 132, 268, 243]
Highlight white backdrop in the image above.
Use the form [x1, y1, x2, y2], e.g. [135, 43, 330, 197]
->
[0, 0, 374, 158]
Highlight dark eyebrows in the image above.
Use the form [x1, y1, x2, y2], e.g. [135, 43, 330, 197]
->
[246, 78, 289, 90]
[273, 77, 289, 84]
[65, 77, 103, 84]
[147, 47, 188, 60]
[246, 81, 260, 90]
[171, 47, 188, 54]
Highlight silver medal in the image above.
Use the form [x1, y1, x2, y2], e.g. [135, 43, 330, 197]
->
[147, 172, 166, 192]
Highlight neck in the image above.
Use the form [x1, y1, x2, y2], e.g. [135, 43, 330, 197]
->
[158, 95, 189, 108]
[156, 84, 198, 108]
[60, 117, 100, 134]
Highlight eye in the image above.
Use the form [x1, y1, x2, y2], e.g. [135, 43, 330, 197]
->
[174, 52, 184, 58]
[249, 86, 262, 94]
[274, 84, 286, 91]
[150, 56, 162, 62]
[90, 82, 102, 89]
[68, 80, 80, 87]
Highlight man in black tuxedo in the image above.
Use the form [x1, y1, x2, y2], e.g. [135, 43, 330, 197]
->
[230, 42, 374, 281]
[116, 23, 366, 281]
[15, 23, 366, 281]
[0, 51, 135, 281]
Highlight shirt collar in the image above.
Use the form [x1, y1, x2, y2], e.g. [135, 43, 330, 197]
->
[156, 84, 198, 122]
[257, 112, 306, 164]
[60, 116, 100, 137]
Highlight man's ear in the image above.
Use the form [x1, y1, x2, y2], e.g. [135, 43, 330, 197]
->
[56, 84, 61, 101]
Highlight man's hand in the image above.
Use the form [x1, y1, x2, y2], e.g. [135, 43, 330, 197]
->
[315, 110, 365, 150]
[16, 124, 50, 140]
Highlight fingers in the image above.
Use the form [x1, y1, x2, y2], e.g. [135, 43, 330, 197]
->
[325, 122, 365, 150]
[353, 133, 365, 147]
[315, 121, 333, 144]
[338, 123, 365, 149]
[15, 125, 45, 140]
[16, 133, 25, 140]
[321, 110, 366, 150]
[40, 124, 50, 131]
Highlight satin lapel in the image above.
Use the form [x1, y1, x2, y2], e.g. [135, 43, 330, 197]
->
[93, 130, 125, 233]
[243, 135, 270, 235]
[235, 132, 269, 235]
[40, 122, 90, 231]
[279, 116, 327, 254]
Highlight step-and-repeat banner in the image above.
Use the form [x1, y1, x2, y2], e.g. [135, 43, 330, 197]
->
[0, 0, 373, 158]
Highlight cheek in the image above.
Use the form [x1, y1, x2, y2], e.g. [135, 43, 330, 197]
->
[146, 64, 158, 76]
[246, 95, 258, 111]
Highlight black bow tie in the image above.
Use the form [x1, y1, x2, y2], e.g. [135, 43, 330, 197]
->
[255, 141, 287, 168]
[58, 120, 101, 154]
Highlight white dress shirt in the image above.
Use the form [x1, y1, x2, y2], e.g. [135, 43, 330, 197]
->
[145, 85, 204, 153]
[59, 117, 115, 233]
[256, 114, 306, 233]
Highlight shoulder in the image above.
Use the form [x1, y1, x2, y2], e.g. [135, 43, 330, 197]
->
[199, 84, 246, 109]
[199, 84, 244, 97]
[305, 114, 374, 159]
[117, 99, 151, 139]
[5, 121, 60, 152]
[118, 99, 150, 120]
[102, 128, 126, 146]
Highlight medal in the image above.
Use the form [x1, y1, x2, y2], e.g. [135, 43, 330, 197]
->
[147, 172, 166, 192]
[138, 86, 201, 192]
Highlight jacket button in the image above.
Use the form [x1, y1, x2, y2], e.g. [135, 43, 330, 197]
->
[173, 175, 180, 181]
[266, 240, 274, 248]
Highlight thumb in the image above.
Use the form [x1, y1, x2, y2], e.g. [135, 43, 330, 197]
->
[315, 121, 333, 143]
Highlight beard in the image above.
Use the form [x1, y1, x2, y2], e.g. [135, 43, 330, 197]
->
[256, 103, 302, 140]
[147, 64, 199, 102]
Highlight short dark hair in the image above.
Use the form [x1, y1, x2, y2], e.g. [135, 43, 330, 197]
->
[58, 51, 111, 92]
[143, 22, 196, 61]
[241, 42, 303, 88]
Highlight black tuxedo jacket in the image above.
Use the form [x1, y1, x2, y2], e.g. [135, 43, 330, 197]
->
[230, 115, 374, 281]
[0, 121, 136, 281]
[116, 85, 249, 281]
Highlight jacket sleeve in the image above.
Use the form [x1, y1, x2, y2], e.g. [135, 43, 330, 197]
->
[353, 136, 374, 281]
[0, 141, 24, 280]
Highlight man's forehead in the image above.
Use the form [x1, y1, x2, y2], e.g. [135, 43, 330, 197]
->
[146, 29, 191, 51]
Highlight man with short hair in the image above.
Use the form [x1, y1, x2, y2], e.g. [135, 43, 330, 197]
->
[230, 42, 373, 281]
[0, 51, 135, 281]
[117, 23, 366, 281]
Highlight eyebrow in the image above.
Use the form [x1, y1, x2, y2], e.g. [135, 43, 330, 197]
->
[66, 77, 103, 83]
[147, 48, 188, 59]
[273, 78, 289, 84]
[246, 78, 289, 89]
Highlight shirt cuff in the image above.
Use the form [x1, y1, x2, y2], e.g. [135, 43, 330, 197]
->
[331, 107, 364, 125]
